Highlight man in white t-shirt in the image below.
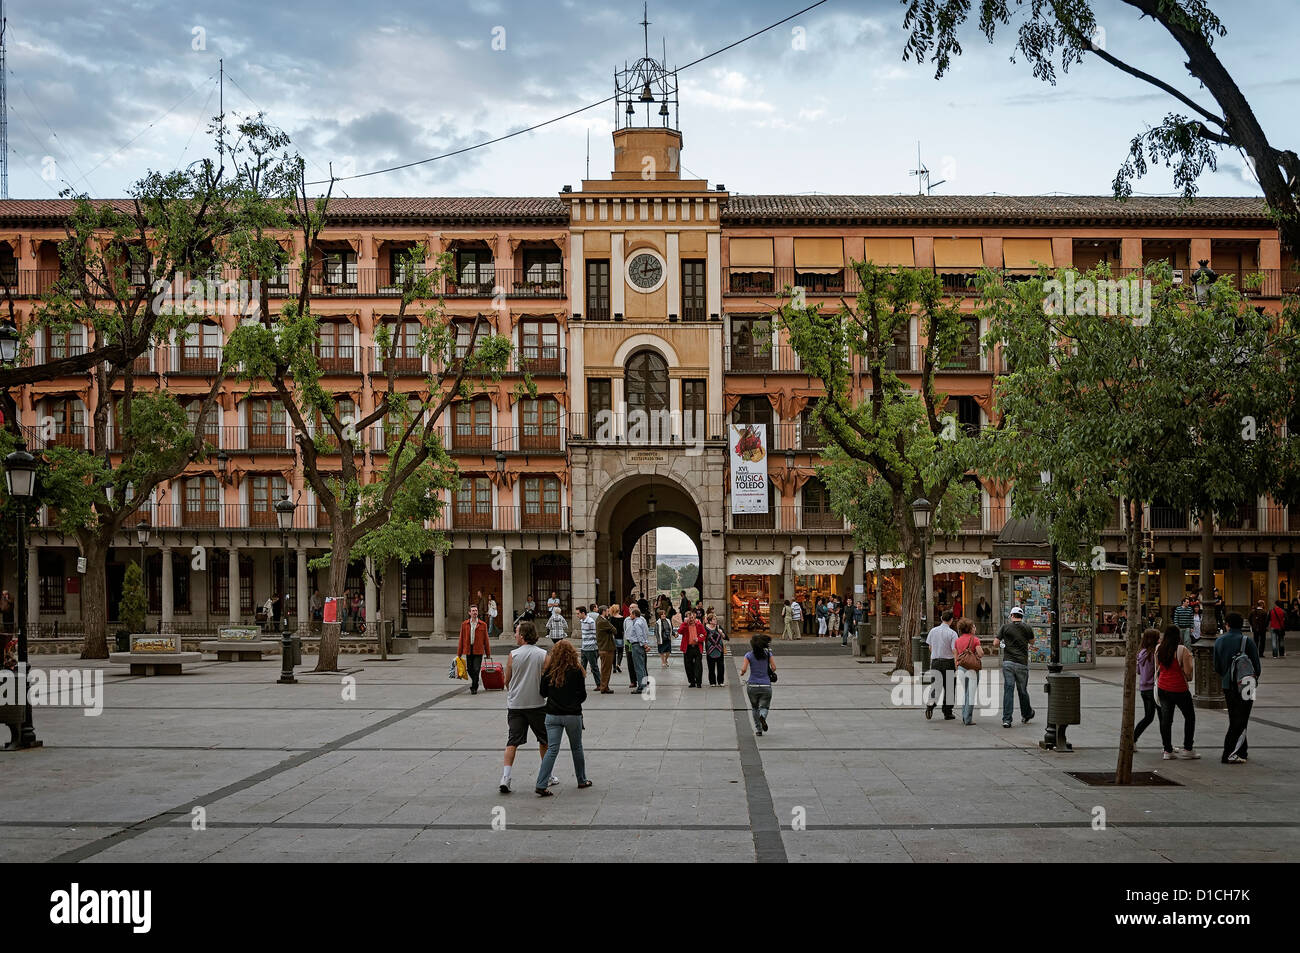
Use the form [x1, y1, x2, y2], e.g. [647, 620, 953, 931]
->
[500, 620, 556, 794]
[925, 610, 959, 721]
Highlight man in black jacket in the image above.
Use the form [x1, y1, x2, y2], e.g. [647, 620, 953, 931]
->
[994, 606, 1036, 728]
[1214, 612, 1261, 764]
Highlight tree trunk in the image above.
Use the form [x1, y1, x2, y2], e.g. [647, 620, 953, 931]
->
[893, 559, 922, 675]
[873, 540, 884, 664]
[1199, 508, 1214, 631]
[80, 535, 110, 660]
[317, 544, 353, 673]
[1114, 501, 1144, 785]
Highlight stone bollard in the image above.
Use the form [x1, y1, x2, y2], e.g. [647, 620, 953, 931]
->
[1191, 636, 1225, 710]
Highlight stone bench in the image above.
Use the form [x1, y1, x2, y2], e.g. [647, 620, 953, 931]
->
[109, 634, 203, 675]
[200, 626, 277, 662]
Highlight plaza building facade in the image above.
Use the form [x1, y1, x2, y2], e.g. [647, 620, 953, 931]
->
[1, 104, 1297, 650]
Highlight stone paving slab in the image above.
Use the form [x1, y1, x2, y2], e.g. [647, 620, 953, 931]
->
[1, 651, 1296, 862]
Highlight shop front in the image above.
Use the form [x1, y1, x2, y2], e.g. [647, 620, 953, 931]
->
[793, 552, 852, 624]
[727, 553, 782, 634]
[932, 554, 989, 622]
[863, 555, 904, 637]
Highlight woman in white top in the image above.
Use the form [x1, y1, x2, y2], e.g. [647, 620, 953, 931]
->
[488, 595, 499, 638]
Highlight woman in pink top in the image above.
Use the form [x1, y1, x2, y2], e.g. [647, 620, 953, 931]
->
[1155, 624, 1199, 760]
[1133, 628, 1160, 746]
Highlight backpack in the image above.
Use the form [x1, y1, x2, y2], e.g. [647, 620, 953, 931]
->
[1229, 632, 1256, 694]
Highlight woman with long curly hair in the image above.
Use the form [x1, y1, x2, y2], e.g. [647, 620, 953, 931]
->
[535, 640, 592, 795]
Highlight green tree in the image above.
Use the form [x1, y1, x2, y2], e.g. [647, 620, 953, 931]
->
[900, 0, 1299, 252]
[656, 563, 678, 594]
[976, 261, 1297, 782]
[779, 262, 978, 674]
[677, 563, 699, 590]
[32, 117, 279, 659]
[225, 170, 520, 669]
[119, 561, 147, 635]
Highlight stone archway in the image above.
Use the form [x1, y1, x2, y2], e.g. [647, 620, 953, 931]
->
[618, 510, 700, 599]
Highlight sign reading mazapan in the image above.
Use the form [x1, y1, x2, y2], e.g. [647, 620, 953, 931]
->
[727, 553, 783, 576]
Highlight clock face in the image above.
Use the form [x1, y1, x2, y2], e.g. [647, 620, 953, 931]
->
[627, 251, 666, 292]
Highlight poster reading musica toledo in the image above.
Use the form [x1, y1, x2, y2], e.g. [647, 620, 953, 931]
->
[730, 423, 769, 515]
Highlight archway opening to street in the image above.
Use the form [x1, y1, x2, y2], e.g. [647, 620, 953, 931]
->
[593, 473, 703, 611]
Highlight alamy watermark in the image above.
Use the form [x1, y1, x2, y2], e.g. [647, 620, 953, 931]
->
[590, 404, 708, 456]
[151, 274, 262, 318]
[1, 664, 104, 716]
[1043, 273, 1152, 322]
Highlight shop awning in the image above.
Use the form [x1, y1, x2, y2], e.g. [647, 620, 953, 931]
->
[933, 238, 984, 269]
[864, 237, 915, 267]
[729, 238, 774, 269]
[727, 553, 783, 575]
[933, 555, 987, 574]
[793, 552, 850, 574]
[794, 237, 845, 274]
[1002, 238, 1054, 269]
[862, 556, 904, 572]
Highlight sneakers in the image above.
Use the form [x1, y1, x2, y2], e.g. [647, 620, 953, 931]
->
[1176, 749, 1201, 760]
[1002, 721, 1012, 728]
[1223, 754, 1243, 764]
[548, 775, 560, 787]
[1162, 751, 1176, 760]
[1021, 715, 1034, 725]
[755, 728, 763, 736]
[499, 778, 511, 794]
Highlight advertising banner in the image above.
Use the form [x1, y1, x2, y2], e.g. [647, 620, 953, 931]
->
[729, 423, 769, 514]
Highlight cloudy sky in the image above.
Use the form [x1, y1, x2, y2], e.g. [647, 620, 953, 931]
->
[6, 0, 1295, 203]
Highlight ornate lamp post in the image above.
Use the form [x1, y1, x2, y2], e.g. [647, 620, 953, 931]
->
[275, 494, 297, 684]
[911, 497, 932, 669]
[1191, 259, 1218, 305]
[4, 443, 41, 749]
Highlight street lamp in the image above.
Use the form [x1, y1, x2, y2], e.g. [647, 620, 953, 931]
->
[4, 443, 40, 749]
[495, 450, 507, 475]
[216, 450, 229, 482]
[911, 497, 932, 665]
[275, 494, 297, 684]
[1191, 259, 1218, 304]
[0, 320, 19, 366]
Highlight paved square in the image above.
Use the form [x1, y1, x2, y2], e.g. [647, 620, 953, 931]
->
[2, 647, 1297, 862]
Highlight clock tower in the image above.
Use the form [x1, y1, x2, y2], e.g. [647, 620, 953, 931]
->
[565, 17, 728, 612]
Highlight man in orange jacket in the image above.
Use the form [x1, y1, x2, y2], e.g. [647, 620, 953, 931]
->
[459, 605, 492, 694]
[678, 609, 707, 688]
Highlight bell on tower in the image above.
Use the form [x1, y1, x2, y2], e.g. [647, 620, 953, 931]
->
[611, 3, 681, 180]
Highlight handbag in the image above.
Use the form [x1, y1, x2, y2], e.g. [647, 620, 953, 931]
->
[955, 635, 982, 672]
[766, 650, 777, 683]
[454, 655, 468, 680]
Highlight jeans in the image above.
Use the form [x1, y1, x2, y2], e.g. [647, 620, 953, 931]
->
[707, 653, 726, 685]
[683, 645, 703, 686]
[1222, 685, 1252, 761]
[1271, 628, 1285, 657]
[957, 667, 978, 724]
[1251, 630, 1266, 658]
[535, 714, 587, 789]
[747, 684, 773, 729]
[581, 649, 602, 687]
[1133, 688, 1158, 743]
[1001, 660, 1034, 724]
[1157, 688, 1195, 752]
[928, 658, 955, 715]
[615, 641, 624, 670]
[466, 653, 483, 692]
[627, 643, 648, 691]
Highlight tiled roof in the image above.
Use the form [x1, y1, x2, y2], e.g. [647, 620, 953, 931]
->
[0, 196, 568, 226]
[0, 194, 1273, 228]
[721, 194, 1273, 226]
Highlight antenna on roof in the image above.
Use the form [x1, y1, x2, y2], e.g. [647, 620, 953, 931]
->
[586, 127, 590, 180]
[908, 142, 946, 195]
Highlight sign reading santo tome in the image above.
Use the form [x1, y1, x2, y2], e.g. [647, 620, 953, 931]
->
[729, 423, 769, 514]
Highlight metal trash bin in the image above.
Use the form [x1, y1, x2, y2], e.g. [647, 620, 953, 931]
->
[911, 635, 931, 671]
[1045, 672, 1082, 725]
[857, 624, 871, 658]
[1191, 636, 1225, 710]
